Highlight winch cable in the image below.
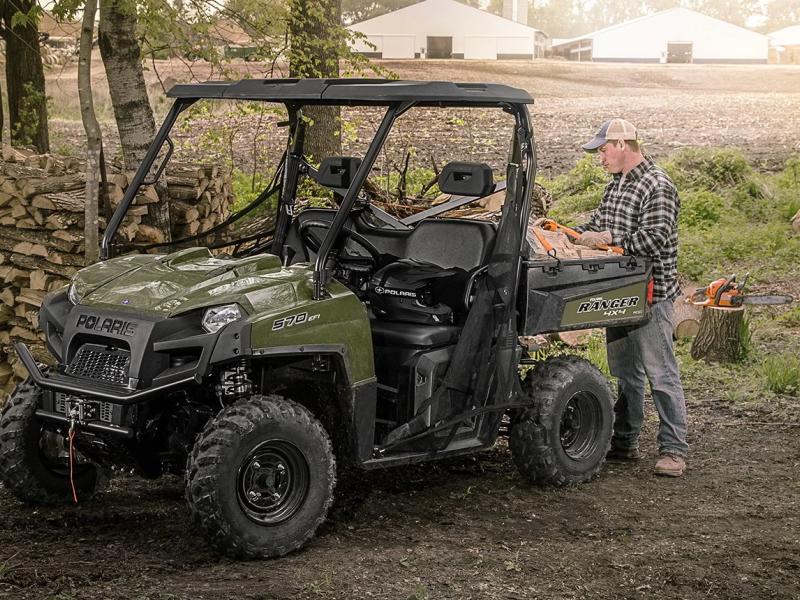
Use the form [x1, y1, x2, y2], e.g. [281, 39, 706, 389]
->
[67, 415, 79, 504]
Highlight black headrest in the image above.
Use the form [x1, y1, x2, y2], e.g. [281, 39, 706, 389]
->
[316, 156, 362, 190]
[438, 162, 493, 197]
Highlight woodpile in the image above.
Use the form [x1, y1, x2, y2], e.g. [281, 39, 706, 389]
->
[0, 146, 234, 397]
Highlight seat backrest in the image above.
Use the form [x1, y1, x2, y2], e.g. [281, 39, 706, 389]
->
[404, 219, 495, 270]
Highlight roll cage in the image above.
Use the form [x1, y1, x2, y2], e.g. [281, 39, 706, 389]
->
[101, 78, 536, 300]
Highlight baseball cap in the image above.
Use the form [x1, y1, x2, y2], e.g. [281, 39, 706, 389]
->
[582, 118, 638, 152]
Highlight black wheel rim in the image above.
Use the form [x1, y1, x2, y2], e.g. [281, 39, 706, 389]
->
[559, 392, 602, 460]
[237, 440, 310, 526]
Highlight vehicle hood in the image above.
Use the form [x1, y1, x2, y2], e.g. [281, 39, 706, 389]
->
[72, 247, 311, 316]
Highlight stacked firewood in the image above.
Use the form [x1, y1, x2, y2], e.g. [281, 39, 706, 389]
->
[0, 146, 234, 397]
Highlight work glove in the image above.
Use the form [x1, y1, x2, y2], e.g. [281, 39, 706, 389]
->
[532, 217, 555, 228]
[576, 230, 612, 248]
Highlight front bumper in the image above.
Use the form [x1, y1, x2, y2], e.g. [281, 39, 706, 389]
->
[16, 341, 199, 404]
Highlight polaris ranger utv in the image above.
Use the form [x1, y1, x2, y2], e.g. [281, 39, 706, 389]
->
[0, 79, 652, 559]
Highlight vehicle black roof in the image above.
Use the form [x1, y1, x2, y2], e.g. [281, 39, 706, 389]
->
[166, 78, 534, 106]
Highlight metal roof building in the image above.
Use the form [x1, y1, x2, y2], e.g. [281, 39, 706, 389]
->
[552, 8, 768, 64]
[769, 25, 800, 64]
[347, 0, 548, 60]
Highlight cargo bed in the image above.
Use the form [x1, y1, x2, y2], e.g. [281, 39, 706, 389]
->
[520, 255, 653, 335]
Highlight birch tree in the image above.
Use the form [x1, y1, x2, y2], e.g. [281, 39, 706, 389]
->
[78, 0, 101, 263]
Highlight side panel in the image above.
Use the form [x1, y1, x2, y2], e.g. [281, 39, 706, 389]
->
[249, 281, 375, 384]
[521, 258, 652, 335]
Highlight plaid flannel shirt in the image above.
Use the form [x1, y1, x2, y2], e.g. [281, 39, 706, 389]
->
[574, 158, 681, 302]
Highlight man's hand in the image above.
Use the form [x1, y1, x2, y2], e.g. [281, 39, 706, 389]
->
[576, 230, 612, 248]
[532, 217, 556, 229]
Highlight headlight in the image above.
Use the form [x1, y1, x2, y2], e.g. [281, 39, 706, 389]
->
[67, 283, 81, 305]
[202, 304, 243, 333]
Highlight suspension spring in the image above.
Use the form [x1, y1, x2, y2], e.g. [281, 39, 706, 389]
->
[216, 360, 253, 401]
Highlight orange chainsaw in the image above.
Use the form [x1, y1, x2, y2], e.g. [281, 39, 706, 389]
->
[688, 274, 793, 308]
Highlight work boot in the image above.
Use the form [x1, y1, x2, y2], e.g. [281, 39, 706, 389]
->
[606, 446, 641, 461]
[654, 454, 685, 477]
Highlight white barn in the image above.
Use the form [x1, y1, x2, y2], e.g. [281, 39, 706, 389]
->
[769, 25, 800, 64]
[347, 0, 548, 60]
[552, 8, 768, 64]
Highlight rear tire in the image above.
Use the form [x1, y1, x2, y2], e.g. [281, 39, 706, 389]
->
[510, 356, 613, 486]
[185, 394, 335, 559]
[0, 381, 108, 505]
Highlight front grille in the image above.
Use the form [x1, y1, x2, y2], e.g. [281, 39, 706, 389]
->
[67, 344, 131, 385]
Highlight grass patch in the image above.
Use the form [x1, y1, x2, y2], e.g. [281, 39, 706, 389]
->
[541, 150, 800, 285]
[760, 354, 800, 396]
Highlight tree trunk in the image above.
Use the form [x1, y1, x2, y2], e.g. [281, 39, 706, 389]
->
[288, 0, 342, 161]
[2, 0, 50, 152]
[98, 0, 171, 239]
[690, 306, 746, 362]
[79, 0, 101, 264]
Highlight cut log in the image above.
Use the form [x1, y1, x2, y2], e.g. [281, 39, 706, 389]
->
[690, 305, 746, 362]
[17, 288, 47, 308]
[29, 270, 53, 291]
[673, 295, 703, 339]
[11, 241, 48, 258]
[32, 190, 84, 212]
[0, 287, 16, 306]
[10, 254, 78, 278]
[20, 173, 85, 198]
[135, 224, 166, 244]
[15, 218, 38, 229]
[555, 328, 593, 347]
[0, 191, 16, 208]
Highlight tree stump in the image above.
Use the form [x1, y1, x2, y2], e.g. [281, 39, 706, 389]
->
[690, 306, 746, 362]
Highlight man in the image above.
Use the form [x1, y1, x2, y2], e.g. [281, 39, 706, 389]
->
[574, 118, 689, 477]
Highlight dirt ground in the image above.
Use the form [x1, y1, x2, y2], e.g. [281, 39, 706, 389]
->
[2, 60, 797, 600]
[1, 394, 798, 600]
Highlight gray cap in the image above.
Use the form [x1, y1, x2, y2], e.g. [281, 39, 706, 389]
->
[583, 118, 638, 152]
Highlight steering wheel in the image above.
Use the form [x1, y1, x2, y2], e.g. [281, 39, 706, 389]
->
[298, 219, 383, 267]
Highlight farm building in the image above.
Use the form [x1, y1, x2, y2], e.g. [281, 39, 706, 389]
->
[347, 0, 549, 60]
[39, 11, 81, 48]
[552, 8, 768, 64]
[769, 25, 800, 64]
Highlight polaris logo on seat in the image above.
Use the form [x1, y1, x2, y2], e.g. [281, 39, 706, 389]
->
[577, 296, 640, 314]
[76, 314, 137, 337]
[373, 286, 417, 298]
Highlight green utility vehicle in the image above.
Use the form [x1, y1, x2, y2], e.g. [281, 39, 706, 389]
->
[0, 80, 653, 559]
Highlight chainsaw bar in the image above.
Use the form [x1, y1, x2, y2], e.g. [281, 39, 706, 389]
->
[740, 295, 794, 305]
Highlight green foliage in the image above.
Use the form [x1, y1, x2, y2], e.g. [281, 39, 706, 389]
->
[585, 330, 610, 378]
[678, 190, 724, 230]
[11, 82, 49, 147]
[9, 4, 43, 29]
[739, 315, 753, 362]
[663, 148, 752, 191]
[759, 354, 800, 395]
[540, 155, 606, 224]
[545, 154, 607, 197]
[231, 169, 278, 215]
[778, 306, 800, 328]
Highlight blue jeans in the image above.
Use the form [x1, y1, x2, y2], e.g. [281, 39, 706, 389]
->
[606, 300, 689, 457]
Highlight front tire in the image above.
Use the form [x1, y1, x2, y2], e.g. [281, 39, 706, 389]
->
[185, 394, 336, 559]
[510, 356, 613, 486]
[0, 381, 107, 505]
